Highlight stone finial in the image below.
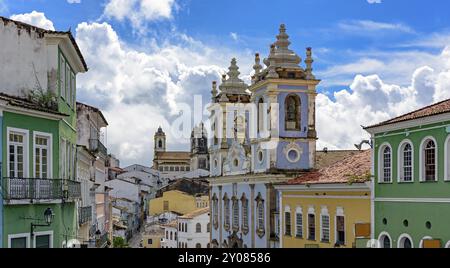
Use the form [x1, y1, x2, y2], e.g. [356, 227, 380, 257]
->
[222, 74, 227, 83]
[275, 24, 291, 51]
[211, 81, 218, 102]
[252, 53, 263, 84]
[227, 58, 241, 80]
[305, 47, 315, 80]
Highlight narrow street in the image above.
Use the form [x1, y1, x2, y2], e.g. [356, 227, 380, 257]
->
[128, 228, 144, 248]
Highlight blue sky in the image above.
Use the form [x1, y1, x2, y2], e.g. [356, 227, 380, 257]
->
[2, 0, 450, 166]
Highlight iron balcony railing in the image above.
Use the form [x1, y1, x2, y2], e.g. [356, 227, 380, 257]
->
[79, 206, 93, 225]
[2, 177, 81, 201]
[89, 138, 107, 156]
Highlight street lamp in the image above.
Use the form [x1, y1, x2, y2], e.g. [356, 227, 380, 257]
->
[31, 208, 54, 237]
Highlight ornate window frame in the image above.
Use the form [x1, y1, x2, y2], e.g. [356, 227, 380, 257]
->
[255, 192, 265, 238]
[397, 139, 414, 183]
[419, 136, 438, 182]
[212, 193, 219, 230]
[284, 94, 301, 131]
[232, 196, 240, 232]
[223, 193, 230, 232]
[240, 193, 249, 235]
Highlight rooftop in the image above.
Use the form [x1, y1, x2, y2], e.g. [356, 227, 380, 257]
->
[285, 150, 371, 185]
[179, 207, 210, 219]
[0, 16, 88, 71]
[154, 151, 191, 160]
[0, 92, 68, 117]
[365, 98, 450, 130]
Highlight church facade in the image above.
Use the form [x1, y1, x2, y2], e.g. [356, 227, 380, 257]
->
[153, 124, 209, 180]
[209, 24, 320, 248]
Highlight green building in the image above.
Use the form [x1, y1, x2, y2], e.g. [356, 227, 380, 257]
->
[365, 99, 450, 249]
[0, 16, 88, 248]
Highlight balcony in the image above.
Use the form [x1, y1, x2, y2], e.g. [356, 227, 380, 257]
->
[96, 232, 109, 248]
[79, 206, 93, 226]
[89, 138, 107, 156]
[2, 177, 81, 202]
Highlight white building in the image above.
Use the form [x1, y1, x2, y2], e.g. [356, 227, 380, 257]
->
[177, 207, 211, 248]
[161, 221, 178, 248]
[77, 102, 111, 247]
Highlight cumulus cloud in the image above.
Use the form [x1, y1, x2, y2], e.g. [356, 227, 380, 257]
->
[10, 11, 55, 31]
[103, 0, 177, 33]
[75, 22, 253, 166]
[316, 46, 450, 151]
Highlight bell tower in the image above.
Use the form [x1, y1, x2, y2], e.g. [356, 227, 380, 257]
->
[154, 126, 166, 153]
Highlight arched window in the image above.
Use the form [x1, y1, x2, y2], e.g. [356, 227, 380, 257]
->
[378, 232, 391, 248]
[285, 94, 301, 130]
[320, 207, 330, 243]
[232, 197, 239, 231]
[166, 231, 169, 239]
[207, 223, 211, 232]
[445, 136, 450, 181]
[398, 141, 413, 182]
[241, 194, 249, 234]
[170, 231, 173, 240]
[422, 139, 437, 181]
[223, 193, 230, 231]
[255, 193, 265, 237]
[178, 223, 182, 232]
[174, 232, 177, 240]
[284, 206, 291, 236]
[196, 243, 202, 248]
[158, 140, 163, 148]
[212, 194, 219, 230]
[196, 223, 201, 233]
[398, 234, 413, 248]
[379, 144, 392, 183]
[258, 98, 265, 132]
[295, 207, 303, 238]
[184, 223, 188, 232]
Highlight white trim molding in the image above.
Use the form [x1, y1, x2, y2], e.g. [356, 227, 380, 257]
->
[397, 139, 414, 183]
[378, 142, 393, 183]
[419, 136, 438, 182]
[375, 197, 450, 203]
[397, 233, 414, 248]
[445, 240, 450, 248]
[33, 230, 54, 248]
[33, 131, 53, 179]
[6, 127, 30, 178]
[445, 135, 450, 181]
[377, 231, 392, 248]
[8, 233, 31, 248]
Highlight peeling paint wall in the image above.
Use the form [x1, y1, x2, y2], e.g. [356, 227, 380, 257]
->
[0, 20, 57, 97]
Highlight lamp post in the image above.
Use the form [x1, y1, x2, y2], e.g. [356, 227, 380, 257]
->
[30, 208, 54, 238]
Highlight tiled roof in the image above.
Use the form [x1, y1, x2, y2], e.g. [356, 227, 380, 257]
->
[286, 150, 371, 185]
[179, 207, 209, 219]
[365, 98, 450, 129]
[155, 151, 190, 160]
[315, 150, 360, 169]
[0, 92, 68, 116]
[0, 16, 88, 71]
[163, 220, 178, 228]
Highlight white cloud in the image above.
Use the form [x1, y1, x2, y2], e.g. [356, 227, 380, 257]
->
[367, 0, 382, 3]
[338, 20, 414, 34]
[75, 22, 253, 166]
[10, 11, 55, 31]
[67, 0, 81, 3]
[230, 32, 239, 41]
[316, 46, 450, 151]
[103, 0, 177, 33]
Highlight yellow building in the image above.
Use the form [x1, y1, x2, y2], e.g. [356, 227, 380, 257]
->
[275, 150, 372, 248]
[149, 190, 209, 216]
[142, 230, 164, 248]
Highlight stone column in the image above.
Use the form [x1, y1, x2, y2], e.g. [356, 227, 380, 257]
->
[218, 185, 223, 248]
[250, 184, 255, 248]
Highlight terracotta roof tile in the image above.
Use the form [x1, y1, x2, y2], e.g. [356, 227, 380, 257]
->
[179, 207, 209, 219]
[155, 151, 190, 160]
[286, 150, 372, 185]
[365, 98, 450, 129]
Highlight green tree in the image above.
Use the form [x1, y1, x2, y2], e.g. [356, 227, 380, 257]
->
[113, 237, 129, 248]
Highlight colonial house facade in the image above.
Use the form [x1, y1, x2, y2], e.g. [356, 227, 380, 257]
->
[364, 99, 450, 249]
[209, 24, 321, 248]
[274, 150, 372, 248]
[76, 102, 111, 247]
[0, 16, 86, 248]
